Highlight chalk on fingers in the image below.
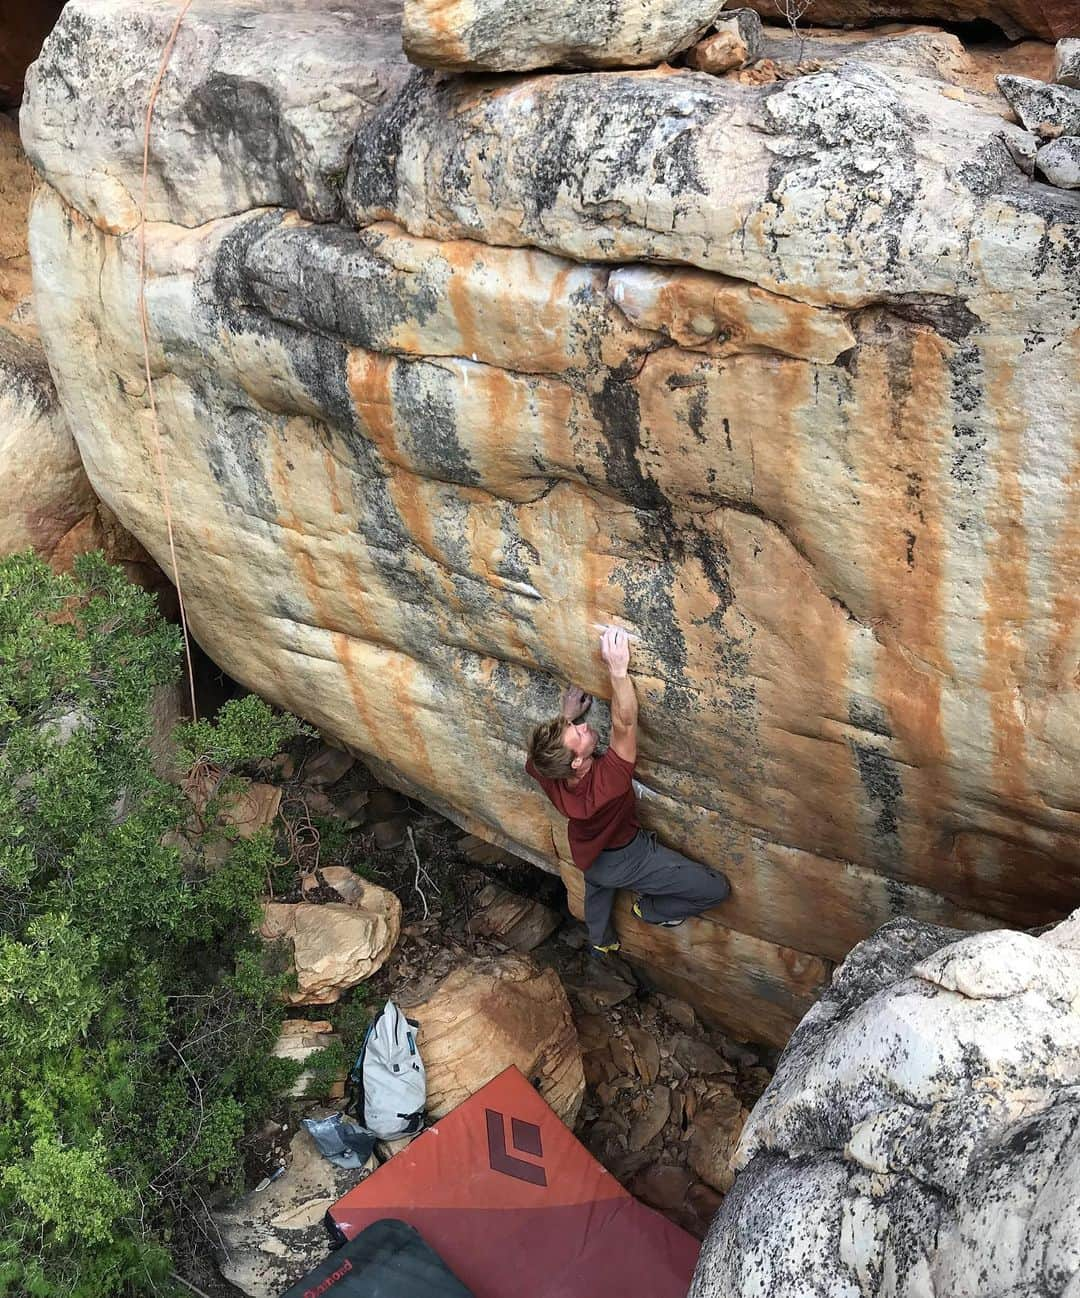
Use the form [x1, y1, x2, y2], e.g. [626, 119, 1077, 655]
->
[592, 622, 641, 642]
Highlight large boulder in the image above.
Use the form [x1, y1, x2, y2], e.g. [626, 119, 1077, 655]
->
[402, 954, 585, 1125]
[20, 3, 1080, 1038]
[689, 912, 1080, 1296]
[402, 0, 728, 71]
[742, 1, 1078, 41]
[260, 883, 401, 1004]
[0, 114, 163, 581]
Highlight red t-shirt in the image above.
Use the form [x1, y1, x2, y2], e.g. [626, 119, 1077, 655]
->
[526, 747, 639, 871]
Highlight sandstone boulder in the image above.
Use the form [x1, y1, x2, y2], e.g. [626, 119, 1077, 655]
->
[689, 912, 1080, 1296]
[260, 885, 400, 1004]
[402, 0, 728, 71]
[21, 2, 1080, 1044]
[403, 954, 585, 1124]
[1037, 133, 1080, 184]
[214, 1127, 372, 1298]
[743, 1, 1078, 41]
[1056, 37, 1080, 88]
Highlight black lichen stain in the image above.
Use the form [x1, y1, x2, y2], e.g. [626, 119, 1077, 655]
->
[185, 73, 298, 206]
[852, 739, 902, 842]
[390, 361, 480, 488]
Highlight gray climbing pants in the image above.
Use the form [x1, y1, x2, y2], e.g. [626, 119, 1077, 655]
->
[583, 829, 731, 948]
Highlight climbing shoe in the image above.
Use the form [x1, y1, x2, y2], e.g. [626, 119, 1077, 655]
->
[591, 940, 621, 956]
[632, 899, 684, 928]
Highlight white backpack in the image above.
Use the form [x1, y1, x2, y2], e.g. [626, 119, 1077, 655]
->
[347, 1000, 426, 1140]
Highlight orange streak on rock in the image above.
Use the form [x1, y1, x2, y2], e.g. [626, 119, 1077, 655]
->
[266, 431, 379, 744]
[443, 239, 481, 361]
[983, 352, 1029, 807]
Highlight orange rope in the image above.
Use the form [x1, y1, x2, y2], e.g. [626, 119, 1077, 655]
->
[138, 0, 198, 719]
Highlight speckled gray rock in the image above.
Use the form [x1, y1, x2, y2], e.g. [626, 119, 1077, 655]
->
[690, 912, 1080, 1297]
[20, 0, 411, 230]
[402, 0, 728, 71]
[347, 64, 1048, 305]
[1037, 133, 1080, 185]
[1053, 37, 1080, 88]
[997, 72, 1080, 136]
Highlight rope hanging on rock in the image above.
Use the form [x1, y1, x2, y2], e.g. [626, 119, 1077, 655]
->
[138, 0, 198, 720]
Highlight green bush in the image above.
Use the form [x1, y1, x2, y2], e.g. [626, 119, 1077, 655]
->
[0, 552, 306, 1295]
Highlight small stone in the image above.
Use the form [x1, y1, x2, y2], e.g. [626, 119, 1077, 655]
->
[659, 995, 698, 1031]
[319, 865, 368, 905]
[366, 788, 410, 819]
[1001, 130, 1039, 176]
[584, 1050, 619, 1087]
[1037, 136, 1080, 187]
[302, 745, 354, 786]
[609, 1035, 636, 1077]
[1054, 38, 1080, 90]
[628, 1085, 671, 1151]
[372, 816, 410, 850]
[334, 788, 369, 826]
[688, 1084, 748, 1193]
[719, 1039, 758, 1069]
[569, 962, 635, 1013]
[457, 832, 506, 865]
[627, 1027, 661, 1086]
[673, 1034, 726, 1075]
[218, 780, 282, 840]
[631, 1163, 694, 1215]
[270, 1196, 335, 1230]
[996, 75, 1080, 138]
[685, 9, 762, 74]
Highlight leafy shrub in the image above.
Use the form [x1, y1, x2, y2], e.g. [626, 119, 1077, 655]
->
[0, 552, 306, 1295]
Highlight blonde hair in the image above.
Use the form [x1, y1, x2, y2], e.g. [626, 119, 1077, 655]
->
[528, 716, 575, 781]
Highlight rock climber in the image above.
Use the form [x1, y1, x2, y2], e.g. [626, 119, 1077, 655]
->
[526, 626, 731, 955]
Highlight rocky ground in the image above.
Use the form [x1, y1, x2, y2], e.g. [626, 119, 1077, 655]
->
[186, 733, 769, 1296]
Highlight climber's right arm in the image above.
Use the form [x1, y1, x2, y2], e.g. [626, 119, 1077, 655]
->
[601, 627, 637, 765]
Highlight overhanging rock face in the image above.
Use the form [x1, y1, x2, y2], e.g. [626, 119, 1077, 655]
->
[22, 0, 1080, 1043]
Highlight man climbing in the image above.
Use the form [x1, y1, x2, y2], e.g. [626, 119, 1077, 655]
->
[526, 627, 731, 955]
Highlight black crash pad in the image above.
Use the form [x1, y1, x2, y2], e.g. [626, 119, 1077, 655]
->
[278, 1217, 475, 1298]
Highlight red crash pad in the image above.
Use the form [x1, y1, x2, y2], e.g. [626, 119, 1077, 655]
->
[328, 1066, 700, 1298]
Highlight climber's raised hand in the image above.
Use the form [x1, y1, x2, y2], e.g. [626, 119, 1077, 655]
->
[600, 626, 630, 680]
